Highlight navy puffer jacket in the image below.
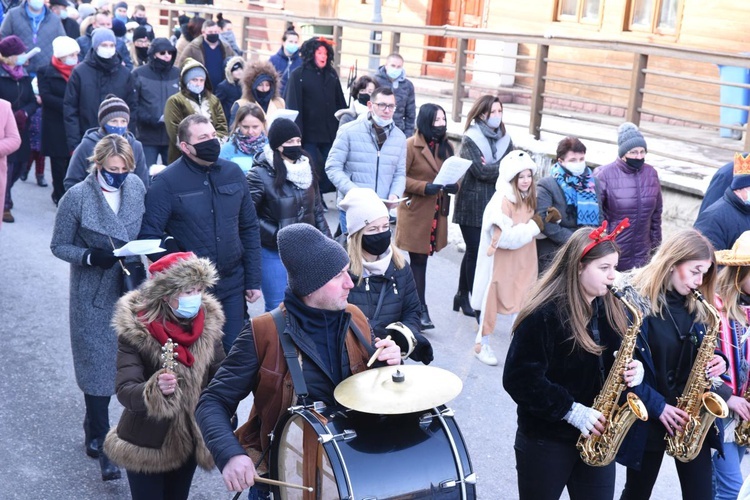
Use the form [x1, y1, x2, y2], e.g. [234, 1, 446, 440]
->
[594, 158, 662, 271]
[139, 156, 261, 298]
[348, 260, 433, 364]
[694, 187, 750, 251]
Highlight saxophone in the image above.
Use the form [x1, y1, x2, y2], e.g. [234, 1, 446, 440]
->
[665, 289, 729, 462]
[577, 285, 648, 467]
[735, 387, 750, 445]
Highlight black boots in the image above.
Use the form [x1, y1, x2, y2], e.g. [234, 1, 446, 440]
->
[453, 291, 475, 317]
[98, 442, 121, 481]
[420, 305, 435, 330]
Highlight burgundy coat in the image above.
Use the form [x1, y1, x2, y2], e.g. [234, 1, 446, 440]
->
[594, 158, 663, 271]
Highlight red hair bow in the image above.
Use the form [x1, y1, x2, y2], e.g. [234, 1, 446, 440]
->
[316, 36, 334, 47]
[581, 218, 630, 259]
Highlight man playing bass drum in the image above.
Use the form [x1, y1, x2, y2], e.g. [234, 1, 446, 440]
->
[503, 222, 644, 500]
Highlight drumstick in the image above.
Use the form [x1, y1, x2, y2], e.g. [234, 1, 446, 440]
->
[230, 477, 313, 499]
[367, 335, 392, 367]
[108, 235, 130, 275]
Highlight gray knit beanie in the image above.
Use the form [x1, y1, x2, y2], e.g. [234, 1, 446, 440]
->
[277, 223, 349, 297]
[617, 122, 647, 158]
[183, 66, 206, 84]
[91, 28, 116, 49]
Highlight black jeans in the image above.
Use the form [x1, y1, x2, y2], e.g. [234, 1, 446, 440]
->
[126, 455, 197, 500]
[620, 444, 713, 500]
[219, 292, 247, 355]
[83, 394, 111, 442]
[4, 160, 23, 210]
[457, 225, 481, 294]
[49, 156, 70, 204]
[409, 252, 428, 306]
[302, 141, 334, 193]
[514, 431, 615, 500]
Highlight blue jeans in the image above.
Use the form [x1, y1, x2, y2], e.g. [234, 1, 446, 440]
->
[338, 209, 348, 235]
[219, 292, 247, 354]
[713, 419, 746, 500]
[142, 144, 169, 166]
[261, 247, 287, 312]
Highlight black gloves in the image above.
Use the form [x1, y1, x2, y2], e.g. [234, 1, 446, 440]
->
[443, 183, 459, 194]
[424, 183, 442, 196]
[146, 236, 183, 262]
[410, 336, 434, 365]
[87, 248, 119, 269]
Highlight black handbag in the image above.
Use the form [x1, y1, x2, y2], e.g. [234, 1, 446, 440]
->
[121, 260, 147, 293]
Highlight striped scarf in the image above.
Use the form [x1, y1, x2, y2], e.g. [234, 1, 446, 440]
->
[551, 163, 599, 226]
[718, 299, 750, 396]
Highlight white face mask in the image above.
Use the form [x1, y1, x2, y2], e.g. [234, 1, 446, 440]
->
[186, 82, 204, 94]
[125, 33, 134, 43]
[487, 115, 502, 129]
[371, 113, 392, 128]
[96, 46, 116, 59]
[64, 56, 78, 66]
[563, 160, 587, 176]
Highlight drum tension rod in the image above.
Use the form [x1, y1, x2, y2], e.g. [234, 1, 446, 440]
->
[318, 429, 357, 444]
[440, 473, 478, 489]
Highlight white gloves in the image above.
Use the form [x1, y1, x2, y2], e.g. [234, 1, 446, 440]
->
[627, 359, 644, 388]
[563, 402, 602, 437]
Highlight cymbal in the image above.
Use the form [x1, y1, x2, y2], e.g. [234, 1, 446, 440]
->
[334, 364, 463, 415]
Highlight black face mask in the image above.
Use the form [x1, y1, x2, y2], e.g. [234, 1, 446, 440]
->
[135, 16, 147, 25]
[205, 33, 219, 44]
[135, 46, 149, 62]
[256, 89, 271, 98]
[357, 93, 370, 106]
[361, 229, 391, 256]
[151, 56, 173, 72]
[430, 125, 447, 140]
[625, 157, 645, 170]
[282, 145, 303, 162]
[189, 138, 221, 164]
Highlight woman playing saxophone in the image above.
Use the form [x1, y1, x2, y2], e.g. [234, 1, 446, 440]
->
[619, 229, 730, 500]
[712, 231, 750, 500]
[503, 222, 644, 500]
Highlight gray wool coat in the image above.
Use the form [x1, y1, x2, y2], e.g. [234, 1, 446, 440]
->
[50, 173, 146, 396]
[0, 3, 65, 75]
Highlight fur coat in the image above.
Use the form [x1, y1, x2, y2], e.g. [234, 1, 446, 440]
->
[104, 277, 225, 474]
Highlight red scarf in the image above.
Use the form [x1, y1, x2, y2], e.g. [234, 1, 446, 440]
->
[51, 56, 74, 82]
[140, 309, 205, 367]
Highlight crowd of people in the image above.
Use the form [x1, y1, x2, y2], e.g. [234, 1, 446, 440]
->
[4, 1, 750, 499]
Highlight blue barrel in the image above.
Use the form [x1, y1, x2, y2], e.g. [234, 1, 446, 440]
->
[718, 65, 750, 139]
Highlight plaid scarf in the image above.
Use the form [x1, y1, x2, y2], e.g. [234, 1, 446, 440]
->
[551, 162, 599, 226]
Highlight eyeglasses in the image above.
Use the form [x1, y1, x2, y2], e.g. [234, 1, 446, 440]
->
[157, 51, 170, 56]
[372, 103, 397, 112]
[625, 148, 646, 158]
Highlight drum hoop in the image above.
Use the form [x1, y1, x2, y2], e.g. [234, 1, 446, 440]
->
[434, 406, 469, 499]
[272, 407, 355, 499]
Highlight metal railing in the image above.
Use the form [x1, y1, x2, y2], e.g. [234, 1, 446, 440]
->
[144, 2, 750, 168]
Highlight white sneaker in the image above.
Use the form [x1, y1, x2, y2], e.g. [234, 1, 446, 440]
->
[475, 344, 498, 366]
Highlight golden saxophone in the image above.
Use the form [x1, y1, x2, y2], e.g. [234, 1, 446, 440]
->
[577, 285, 648, 467]
[735, 388, 750, 445]
[665, 289, 729, 462]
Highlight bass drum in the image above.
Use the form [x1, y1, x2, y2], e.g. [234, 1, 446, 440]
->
[269, 405, 476, 500]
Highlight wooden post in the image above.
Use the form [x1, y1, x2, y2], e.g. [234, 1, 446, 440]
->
[241, 16, 250, 57]
[452, 38, 468, 123]
[389, 32, 401, 56]
[333, 25, 343, 70]
[626, 53, 648, 125]
[529, 44, 549, 139]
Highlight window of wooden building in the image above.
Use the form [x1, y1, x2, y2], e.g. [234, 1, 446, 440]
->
[556, 0, 602, 24]
[627, 0, 682, 34]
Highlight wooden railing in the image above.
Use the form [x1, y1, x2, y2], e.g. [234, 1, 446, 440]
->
[144, 2, 750, 167]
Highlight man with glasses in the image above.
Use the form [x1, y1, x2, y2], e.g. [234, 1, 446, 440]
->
[132, 37, 179, 166]
[594, 121, 662, 270]
[326, 86, 406, 234]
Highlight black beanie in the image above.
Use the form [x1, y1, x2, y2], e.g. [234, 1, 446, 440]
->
[267, 118, 301, 150]
[277, 224, 349, 297]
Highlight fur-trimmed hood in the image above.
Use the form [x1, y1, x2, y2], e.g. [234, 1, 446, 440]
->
[103, 289, 225, 474]
[141, 254, 218, 306]
[241, 59, 281, 101]
[224, 55, 245, 83]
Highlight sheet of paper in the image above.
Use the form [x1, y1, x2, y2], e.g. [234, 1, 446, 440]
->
[113, 239, 165, 257]
[379, 197, 409, 203]
[266, 109, 299, 129]
[433, 156, 472, 186]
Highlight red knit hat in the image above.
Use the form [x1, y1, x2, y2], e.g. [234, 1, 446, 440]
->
[148, 252, 196, 276]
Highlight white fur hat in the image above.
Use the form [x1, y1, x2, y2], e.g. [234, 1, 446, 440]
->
[338, 187, 389, 236]
[499, 150, 537, 184]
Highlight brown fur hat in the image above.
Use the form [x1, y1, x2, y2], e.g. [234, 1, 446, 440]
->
[241, 59, 281, 101]
[142, 253, 218, 303]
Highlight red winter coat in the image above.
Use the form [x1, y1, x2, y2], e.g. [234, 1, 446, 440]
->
[594, 158, 663, 271]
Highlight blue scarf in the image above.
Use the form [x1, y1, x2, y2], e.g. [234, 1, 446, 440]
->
[551, 162, 599, 226]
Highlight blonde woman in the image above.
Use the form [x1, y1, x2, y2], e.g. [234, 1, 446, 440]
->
[51, 135, 145, 481]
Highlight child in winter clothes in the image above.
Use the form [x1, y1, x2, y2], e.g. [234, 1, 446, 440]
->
[471, 150, 542, 366]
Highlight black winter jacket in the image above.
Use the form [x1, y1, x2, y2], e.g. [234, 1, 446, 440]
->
[284, 63, 346, 144]
[36, 63, 68, 157]
[139, 155, 262, 298]
[694, 187, 750, 252]
[0, 68, 37, 163]
[247, 149, 330, 250]
[63, 50, 137, 151]
[348, 259, 433, 364]
[503, 299, 622, 444]
[132, 40, 179, 147]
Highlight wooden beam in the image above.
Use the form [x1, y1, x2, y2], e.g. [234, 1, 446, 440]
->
[452, 38, 468, 123]
[626, 53, 648, 125]
[529, 44, 549, 139]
